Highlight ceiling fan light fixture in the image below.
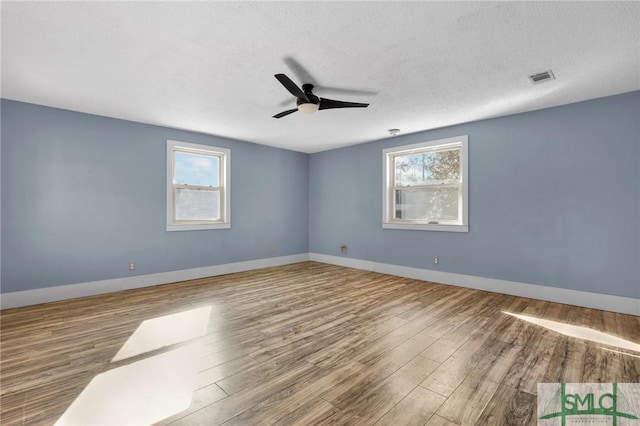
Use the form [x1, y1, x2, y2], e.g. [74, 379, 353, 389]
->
[297, 102, 319, 114]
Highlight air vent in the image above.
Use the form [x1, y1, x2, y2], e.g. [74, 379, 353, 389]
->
[528, 70, 555, 84]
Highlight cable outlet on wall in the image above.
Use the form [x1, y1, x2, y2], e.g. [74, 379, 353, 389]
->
[433, 257, 439, 265]
[340, 245, 348, 255]
[129, 262, 136, 271]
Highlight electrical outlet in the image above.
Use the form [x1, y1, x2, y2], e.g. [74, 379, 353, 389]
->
[433, 257, 439, 265]
[340, 245, 348, 255]
[129, 262, 136, 271]
[271, 245, 277, 253]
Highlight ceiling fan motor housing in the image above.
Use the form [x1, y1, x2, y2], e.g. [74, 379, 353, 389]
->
[296, 96, 319, 107]
[298, 84, 319, 106]
[297, 83, 320, 114]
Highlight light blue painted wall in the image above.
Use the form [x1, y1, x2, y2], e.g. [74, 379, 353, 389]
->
[309, 91, 640, 299]
[2, 92, 639, 299]
[1, 100, 309, 293]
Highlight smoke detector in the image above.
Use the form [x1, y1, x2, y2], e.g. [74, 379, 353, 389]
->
[528, 70, 555, 84]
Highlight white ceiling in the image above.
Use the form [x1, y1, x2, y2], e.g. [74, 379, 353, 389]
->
[2, 2, 639, 153]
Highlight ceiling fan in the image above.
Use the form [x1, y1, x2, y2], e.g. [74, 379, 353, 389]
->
[272, 74, 369, 119]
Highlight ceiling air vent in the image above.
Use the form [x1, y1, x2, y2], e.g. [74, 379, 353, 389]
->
[528, 70, 555, 84]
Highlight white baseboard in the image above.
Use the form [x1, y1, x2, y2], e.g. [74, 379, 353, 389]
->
[3, 253, 638, 316]
[309, 253, 640, 316]
[0, 254, 310, 310]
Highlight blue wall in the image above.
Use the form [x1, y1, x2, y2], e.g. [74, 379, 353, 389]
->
[2, 92, 639, 299]
[1, 100, 309, 293]
[309, 91, 640, 299]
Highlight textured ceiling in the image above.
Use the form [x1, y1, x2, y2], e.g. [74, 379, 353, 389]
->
[2, 2, 639, 153]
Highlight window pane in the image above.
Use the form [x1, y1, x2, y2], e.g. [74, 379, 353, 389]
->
[174, 151, 219, 186]
[175, 188, 220, 221]
[394, 148, 460, 186]
[395, 187, 459, 221]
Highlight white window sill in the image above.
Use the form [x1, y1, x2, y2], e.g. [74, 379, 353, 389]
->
[167, 223, 231, 232]
[382, 222, 468, 232]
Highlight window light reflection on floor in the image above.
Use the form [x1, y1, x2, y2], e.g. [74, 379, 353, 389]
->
[112, 306, 212, 362]
[56, 306, 212, 425]
[503, 311, 640, 353]
[55, 343, 203, 426]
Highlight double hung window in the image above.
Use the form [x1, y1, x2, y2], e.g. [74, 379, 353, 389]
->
[383, 135, 468, 232]
[167, 140, 230, 231]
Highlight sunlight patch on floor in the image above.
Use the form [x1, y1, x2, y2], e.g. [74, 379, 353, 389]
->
[112, 306, 211, 362]
[57, 306, 212, 425]
[55, 343, 203, 426]
[503, 311, 640, 352]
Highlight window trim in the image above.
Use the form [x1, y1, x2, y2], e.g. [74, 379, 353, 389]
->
[382, 135, 468, 232]
[166, 140, 230, 231]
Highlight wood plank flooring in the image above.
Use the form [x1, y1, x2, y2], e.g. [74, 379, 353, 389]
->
[1, 262, 639, 425]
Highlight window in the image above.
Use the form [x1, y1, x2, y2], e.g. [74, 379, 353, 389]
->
[383, 135, 468, 232]
[167, 140, 230, 231]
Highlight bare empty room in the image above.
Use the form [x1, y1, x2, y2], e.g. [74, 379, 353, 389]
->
[1, 2, 639, 425]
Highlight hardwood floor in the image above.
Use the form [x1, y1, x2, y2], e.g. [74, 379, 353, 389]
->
[1, 262, 638, 425]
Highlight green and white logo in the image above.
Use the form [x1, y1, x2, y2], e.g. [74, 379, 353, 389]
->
[538, 383, 640, 425]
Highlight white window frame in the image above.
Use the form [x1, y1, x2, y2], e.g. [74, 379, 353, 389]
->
[166, 140, 230, 231]
[382, 135, 468, 232]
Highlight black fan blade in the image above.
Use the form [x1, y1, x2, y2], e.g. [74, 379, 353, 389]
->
[273, 108, 298, 119]
[274, 74, 308, 102]
[319, 98, 369, 110]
